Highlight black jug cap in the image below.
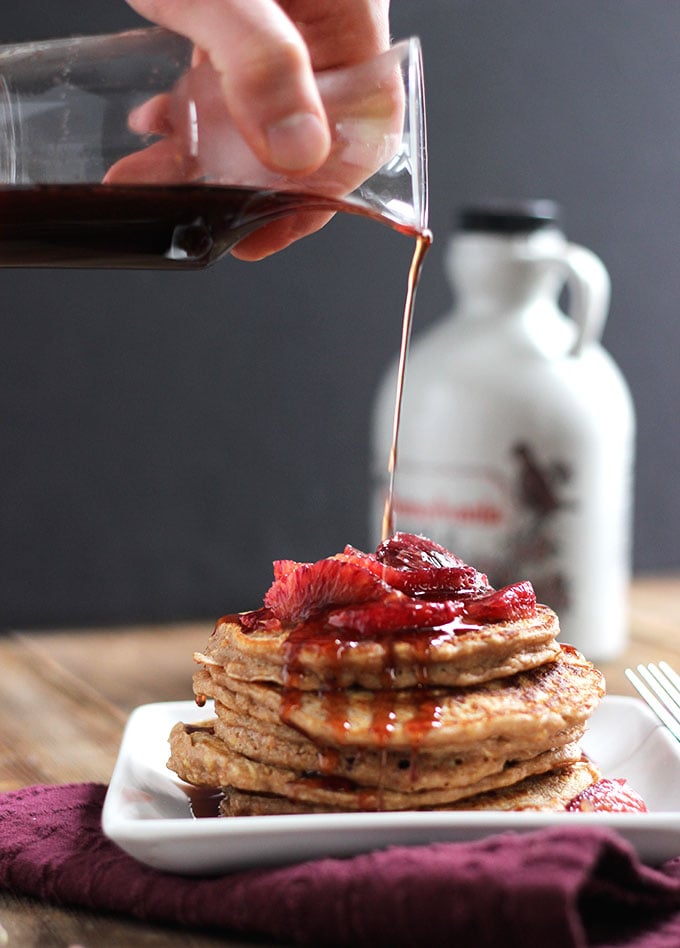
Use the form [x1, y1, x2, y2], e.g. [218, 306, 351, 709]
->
[456, 200, 562, 234]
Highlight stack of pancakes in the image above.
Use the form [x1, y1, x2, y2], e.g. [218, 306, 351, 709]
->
[168, 536, 605, 814]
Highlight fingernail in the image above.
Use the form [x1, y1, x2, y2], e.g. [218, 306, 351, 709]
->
[266, 111, 330, 172]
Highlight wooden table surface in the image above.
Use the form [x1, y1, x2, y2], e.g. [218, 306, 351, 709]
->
[2, 574, 680, 946]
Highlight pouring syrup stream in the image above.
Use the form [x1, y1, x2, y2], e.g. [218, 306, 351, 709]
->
[381, 230, 432, 540]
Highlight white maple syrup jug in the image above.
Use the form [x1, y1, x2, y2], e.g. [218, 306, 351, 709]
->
[371, 200, 636, 660]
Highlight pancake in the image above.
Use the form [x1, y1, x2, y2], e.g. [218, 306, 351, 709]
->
[211, 700, 586, 792]
[196, 602, 561, 691]
[217, 758, 602, 816]
[442, 757, 602, 812]
[221, 786, 335, 816]
[192, 645, 603, 752]
[168, 718, 586, 810]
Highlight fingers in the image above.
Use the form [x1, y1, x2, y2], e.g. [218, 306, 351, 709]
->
[231, 210, 336, 260]
[102, 139, 194, 183]
[125, 0, 331, 174]
[127, 93, 173, 136]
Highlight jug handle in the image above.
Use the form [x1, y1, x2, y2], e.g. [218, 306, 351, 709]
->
[563, 243, 610, 356]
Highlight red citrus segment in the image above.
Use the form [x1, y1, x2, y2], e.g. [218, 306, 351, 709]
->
[375, 532, 465, 569]
[328, 597, 465, 634]
[264, 557, 390, 623]
[567, 778, 647, 813]
[463, 581, 537, 623]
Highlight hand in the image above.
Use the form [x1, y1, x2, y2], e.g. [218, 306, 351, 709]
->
[118, 0, 390, 260]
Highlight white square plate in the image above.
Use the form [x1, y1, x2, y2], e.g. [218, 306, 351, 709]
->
[102, 696, 680, 874]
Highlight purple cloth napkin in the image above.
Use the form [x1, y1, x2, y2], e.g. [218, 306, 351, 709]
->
[2, 783, 680, 947]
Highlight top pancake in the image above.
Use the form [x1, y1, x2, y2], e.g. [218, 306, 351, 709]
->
[197, 603, 561, 691]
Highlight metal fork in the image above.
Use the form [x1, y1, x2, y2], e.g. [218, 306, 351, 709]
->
[625, 661, 680, 741]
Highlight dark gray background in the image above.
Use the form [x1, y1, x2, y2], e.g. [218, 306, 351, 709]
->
[1, 1, 679, 630]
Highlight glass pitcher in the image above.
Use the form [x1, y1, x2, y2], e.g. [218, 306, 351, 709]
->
[0, 27, 427, 268]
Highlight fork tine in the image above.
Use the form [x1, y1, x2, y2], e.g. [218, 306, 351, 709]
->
[625, 665, 680, 741]
[647, 662, 680, 710]
[659, 660, 680, 693]
[636, 663, 680, 720]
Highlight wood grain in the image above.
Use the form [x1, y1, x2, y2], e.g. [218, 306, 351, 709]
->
[0, 891, 283, 947]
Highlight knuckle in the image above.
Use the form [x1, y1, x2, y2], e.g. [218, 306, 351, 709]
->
[240, 38, 309, 100]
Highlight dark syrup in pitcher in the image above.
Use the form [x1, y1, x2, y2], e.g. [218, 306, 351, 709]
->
[0, 182, 426, 269]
